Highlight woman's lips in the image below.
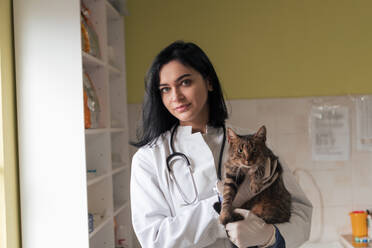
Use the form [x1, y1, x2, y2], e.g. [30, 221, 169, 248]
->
[175, 103, 191, 113]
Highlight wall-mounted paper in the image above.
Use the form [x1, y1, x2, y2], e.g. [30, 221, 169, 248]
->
[356, 96, 372, 151]
[310, 105, 350, 161]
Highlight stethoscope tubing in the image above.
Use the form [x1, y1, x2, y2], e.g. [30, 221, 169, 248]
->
[166, 123, 226, 205]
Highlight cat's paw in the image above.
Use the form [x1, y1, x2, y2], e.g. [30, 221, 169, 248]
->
[219, 211, 232, 225]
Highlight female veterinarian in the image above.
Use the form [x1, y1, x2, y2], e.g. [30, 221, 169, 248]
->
[130, 41, 313, 248]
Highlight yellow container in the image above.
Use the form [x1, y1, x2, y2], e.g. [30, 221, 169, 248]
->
[349, 211, 368, 237]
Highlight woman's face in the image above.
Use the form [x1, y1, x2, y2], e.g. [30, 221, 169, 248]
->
[159, 60, 212, 129]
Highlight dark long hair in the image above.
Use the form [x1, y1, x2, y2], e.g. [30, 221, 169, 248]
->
[131, 41, 228, 147]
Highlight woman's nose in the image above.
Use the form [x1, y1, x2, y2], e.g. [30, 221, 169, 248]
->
[170, 87, 184, 102]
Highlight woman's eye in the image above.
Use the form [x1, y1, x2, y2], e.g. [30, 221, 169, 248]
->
[160, 87, 170, 93]
[181, 79, 191, 86]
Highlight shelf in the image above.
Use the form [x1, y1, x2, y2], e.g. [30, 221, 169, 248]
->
[85, 133, 110, 176]
[105, 3, 124, 71]
[13, 0, 130, 247]
[110, 128, 126, 132]
[82, 51, 121, 76]
[340, 234, 372, 248]
[82, 0, 131, 247]
[107, 63, 121, 75]
[85, 128, 108, 135]
[105, 0, 121, 20]
[111, 132, 129, 164]
[83, 51, 105, 67]
[106, 0, 127, 16]
[112, 164, 128, 175]
[109, 76, 128, 128]
[114, 201, 129, 216]
[112, 169, 129, 213]
[87, 172, 110, 187]
[89, 214, 112, 239]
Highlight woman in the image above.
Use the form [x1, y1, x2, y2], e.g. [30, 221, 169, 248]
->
[130, 41, 312, 248]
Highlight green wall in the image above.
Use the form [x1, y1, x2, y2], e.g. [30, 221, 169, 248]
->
[0, 0, 21, 247]
[125, 0, 372, 104]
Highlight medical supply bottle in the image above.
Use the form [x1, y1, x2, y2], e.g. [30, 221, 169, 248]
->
[368, 210, 372, 240]
[115, 224, 129, 248]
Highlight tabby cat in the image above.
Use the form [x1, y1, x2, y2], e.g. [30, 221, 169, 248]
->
[219, 126, 291, 225]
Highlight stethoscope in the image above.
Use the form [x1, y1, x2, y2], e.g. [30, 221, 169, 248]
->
[166, 123, 226, 205]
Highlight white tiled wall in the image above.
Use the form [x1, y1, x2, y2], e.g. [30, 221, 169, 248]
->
[128, 95, 372, 243]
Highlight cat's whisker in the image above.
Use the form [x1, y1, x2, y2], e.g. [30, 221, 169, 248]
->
[239, 164, 250, 169]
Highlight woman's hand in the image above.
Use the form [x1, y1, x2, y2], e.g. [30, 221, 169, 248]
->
[225, 208, 276, 248]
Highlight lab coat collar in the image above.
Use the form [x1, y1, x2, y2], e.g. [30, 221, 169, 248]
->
[175, 124, 220, 137]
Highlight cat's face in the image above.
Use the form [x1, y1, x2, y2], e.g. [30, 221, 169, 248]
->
[227, 126, 268, 169]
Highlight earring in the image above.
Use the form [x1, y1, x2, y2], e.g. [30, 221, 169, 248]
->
[208, 83, 213, 92]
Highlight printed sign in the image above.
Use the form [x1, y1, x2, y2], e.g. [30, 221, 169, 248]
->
[310, 105, 350, 161]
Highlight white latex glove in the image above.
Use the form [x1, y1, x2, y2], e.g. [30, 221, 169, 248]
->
[225, 208, 276, 248]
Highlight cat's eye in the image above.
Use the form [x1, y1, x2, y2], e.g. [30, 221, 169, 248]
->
[238, 145, 244, 153]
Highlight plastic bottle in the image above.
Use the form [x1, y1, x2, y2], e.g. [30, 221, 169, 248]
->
[368, 214, 372, 239]
[116, 225, 128, 248]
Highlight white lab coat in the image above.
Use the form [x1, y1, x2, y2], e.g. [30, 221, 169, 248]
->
[130, 125, 313, 248]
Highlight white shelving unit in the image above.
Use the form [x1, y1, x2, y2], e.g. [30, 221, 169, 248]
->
[13, 0, 132, 247]
[82, 0, 131, 247]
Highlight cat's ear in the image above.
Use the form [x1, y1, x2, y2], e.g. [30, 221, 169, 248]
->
[254, 125, 266, 142]
[227, 128, 238, 143]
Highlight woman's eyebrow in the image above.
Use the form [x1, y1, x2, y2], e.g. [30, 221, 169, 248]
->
[174, 73, 191, 83]
[159, 73, 192, 87]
